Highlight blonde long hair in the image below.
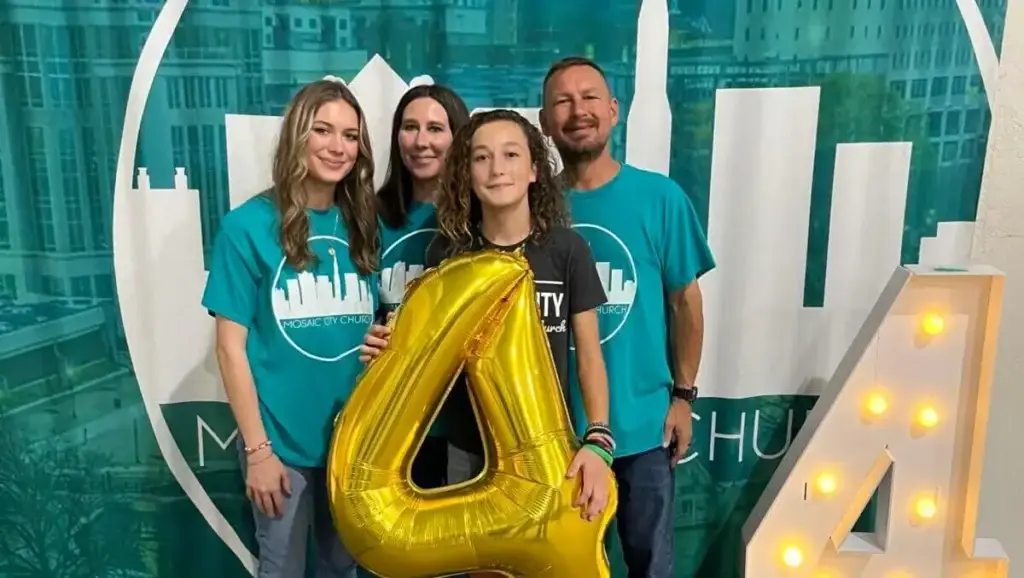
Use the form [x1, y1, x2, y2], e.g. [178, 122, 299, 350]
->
[271, 80, 379, 275]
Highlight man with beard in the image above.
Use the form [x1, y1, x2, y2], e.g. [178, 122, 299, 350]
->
[539, 56, 716, 577]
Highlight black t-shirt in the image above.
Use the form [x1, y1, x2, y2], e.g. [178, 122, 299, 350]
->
[425, 225, 607, 454]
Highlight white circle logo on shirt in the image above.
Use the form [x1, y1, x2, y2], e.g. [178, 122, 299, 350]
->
[571, 224, 638, 346]
[379, 228, 437, 306]
[271, 235, 375, 362]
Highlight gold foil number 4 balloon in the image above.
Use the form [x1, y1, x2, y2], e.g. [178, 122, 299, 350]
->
[326, 249, 617, 577]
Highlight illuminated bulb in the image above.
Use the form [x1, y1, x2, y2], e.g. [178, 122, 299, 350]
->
[866, 394, 888, 416]
[917, 406, 939, 428]
[915, 496, 937, 519]
[815, 473, 837, 495]
[920, 313, 945, 336]
[782, 545, 803, 568]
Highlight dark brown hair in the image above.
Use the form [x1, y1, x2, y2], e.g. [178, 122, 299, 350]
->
[271, 79, 379, 275]
[436, 109, 568, 255]
[377, 84, 470, 229]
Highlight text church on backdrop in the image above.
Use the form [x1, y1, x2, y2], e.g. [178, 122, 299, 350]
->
[0, 0, 1009, 576]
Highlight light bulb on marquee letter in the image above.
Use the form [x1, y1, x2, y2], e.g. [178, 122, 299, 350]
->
[920, 312, 945, 336]
[914, 495, 938, 521]
[742, 266, 1010, 578]
[865, 392, 889, 417]
[814, 473, 838, 497]
[782, 546, 803, 568]
[917, 406, 939, 429]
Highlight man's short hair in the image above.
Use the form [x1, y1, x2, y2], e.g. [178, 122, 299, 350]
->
[541, 56, 608, 101]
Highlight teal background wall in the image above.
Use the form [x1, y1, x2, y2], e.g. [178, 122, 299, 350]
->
[0, 0, 1007, 576]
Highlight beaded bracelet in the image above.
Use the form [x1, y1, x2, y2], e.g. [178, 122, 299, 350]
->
[582, 422, 616, 454]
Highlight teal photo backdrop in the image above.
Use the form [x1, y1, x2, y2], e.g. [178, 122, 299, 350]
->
[0, 0, 1006, 576]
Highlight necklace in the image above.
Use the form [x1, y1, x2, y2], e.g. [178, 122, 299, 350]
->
[327, 208, 339, 256]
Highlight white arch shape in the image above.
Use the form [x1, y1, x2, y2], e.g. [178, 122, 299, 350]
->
[112, 0, 259, 574]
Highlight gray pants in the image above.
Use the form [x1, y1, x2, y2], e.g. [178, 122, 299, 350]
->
[239, 444, 358, 578]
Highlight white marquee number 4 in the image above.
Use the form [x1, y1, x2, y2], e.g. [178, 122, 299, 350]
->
[742, 266, 1009, 578]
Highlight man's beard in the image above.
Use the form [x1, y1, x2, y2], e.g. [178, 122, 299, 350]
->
[554, 139, 607, 165]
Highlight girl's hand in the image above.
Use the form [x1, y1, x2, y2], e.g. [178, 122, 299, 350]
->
[359, 312, 394, 362]
[245, 451, 291, 518]
[565, 447, 611, 521]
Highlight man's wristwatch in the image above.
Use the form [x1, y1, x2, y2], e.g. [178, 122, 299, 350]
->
[671, 384, 698, 404]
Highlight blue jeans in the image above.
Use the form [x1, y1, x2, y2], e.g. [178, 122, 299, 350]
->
[612, 446, 675, 578]
[238, 444, 358, 578]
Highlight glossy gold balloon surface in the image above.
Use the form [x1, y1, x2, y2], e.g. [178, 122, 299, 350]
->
[326, 249, 617, 577]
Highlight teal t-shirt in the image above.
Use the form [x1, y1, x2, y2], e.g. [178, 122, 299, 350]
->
[567, 164, 716, 458]
[378, 200, 444, 435]
[201, 194, 378, 467]
[378, 201, 437, 315]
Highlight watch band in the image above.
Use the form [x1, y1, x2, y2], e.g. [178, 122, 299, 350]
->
[671, 385, 698, 403]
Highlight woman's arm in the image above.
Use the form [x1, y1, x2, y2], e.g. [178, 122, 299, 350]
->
[214, 317, 269, 451]
[570, 309, 610, 425]
[202, 213, 289, 517]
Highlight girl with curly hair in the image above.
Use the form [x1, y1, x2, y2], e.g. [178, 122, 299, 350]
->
[360, 110, 616, 566]
[203, 79, 377, 577]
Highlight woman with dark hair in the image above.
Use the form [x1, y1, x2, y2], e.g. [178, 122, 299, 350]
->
[364, 83, 470, 489]
[361, 110, 615, 576]
[375, 84, 470, 232]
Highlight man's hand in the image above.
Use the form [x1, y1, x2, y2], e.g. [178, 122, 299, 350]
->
[663, 399, 693, 466]
[358, 312, 394, 363]
[565, 448, 611, 521]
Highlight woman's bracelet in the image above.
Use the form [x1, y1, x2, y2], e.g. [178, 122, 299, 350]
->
[244, 440, 272, 455]
[247, 451, 276, 466]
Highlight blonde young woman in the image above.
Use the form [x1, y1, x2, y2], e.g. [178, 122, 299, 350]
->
[203, 79, 378, 577]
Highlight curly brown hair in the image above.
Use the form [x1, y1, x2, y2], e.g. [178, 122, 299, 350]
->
[436, 109, 568, 255]
[271, 79, 379, 275]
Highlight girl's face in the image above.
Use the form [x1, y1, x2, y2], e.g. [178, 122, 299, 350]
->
[305, 99, 360, 185]
[470, 120, 536, 211]
[397, 97, 454, 183]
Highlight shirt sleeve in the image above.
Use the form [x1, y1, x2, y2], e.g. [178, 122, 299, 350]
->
[201, 213, 260, 327]
[566, 230, 608, 315]
[657, 181, 716, 294]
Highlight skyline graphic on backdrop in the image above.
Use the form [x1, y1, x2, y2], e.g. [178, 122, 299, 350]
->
[0, 0, 1007, 576]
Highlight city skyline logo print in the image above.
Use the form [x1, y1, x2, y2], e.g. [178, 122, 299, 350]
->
[572, 223, 638, 346]
[379, 228, 437, 308]
[272, 236, 374, 361]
